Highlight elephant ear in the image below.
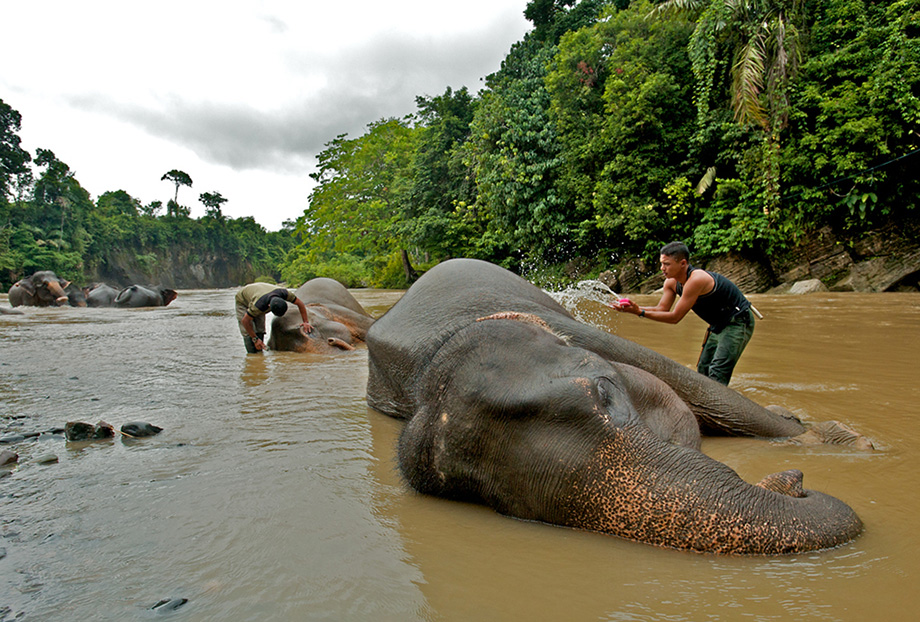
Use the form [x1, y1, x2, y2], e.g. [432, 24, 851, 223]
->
[18, 280, 35, 295]
[162, 289, 178, 305]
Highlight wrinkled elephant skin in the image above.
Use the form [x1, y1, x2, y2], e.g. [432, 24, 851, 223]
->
[8, 271, 71, 307]
[268, 277, 375, 353]
[114, 285, 177, 308]
[365, 258, 863, 555]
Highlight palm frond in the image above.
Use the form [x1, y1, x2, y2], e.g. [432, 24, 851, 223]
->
[697, 166, 718, 194]
[732, 33, 768, 128]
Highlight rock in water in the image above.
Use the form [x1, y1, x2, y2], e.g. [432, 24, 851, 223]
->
[121, 422, 163, 438]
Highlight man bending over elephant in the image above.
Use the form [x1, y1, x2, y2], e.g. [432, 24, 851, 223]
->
[235, 283, 313, 353]
[616, 241, 755, 385]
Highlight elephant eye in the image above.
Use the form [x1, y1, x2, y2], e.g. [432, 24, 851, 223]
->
[595, 376, 636, 427]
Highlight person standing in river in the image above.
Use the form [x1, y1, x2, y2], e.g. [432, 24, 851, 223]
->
[235, 283, 313, 353]
[616, 241, 755, 385]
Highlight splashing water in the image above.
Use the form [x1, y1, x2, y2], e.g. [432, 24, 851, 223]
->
[545, 279, 622, 326]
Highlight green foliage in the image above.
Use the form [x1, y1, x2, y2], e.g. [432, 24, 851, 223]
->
[6, 0, 918, 290]
[300, 118, 417, 263]
[280, 251, 369, 289]
[0, 99, 32, 205]
[781, 0, 920, 233]
[161, 169, 193, 209]
[466, 39, 570, 264]
[0, 104, 292, 290]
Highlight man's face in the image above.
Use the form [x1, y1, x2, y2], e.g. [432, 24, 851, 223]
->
[659, 254, 687, 280]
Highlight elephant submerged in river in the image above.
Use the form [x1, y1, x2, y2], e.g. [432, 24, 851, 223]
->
[8, 271, 72, 307]
[83, 283, 119, 307]
[114, 285, 177, 308]
[365, 258, 865, 555]
[268, 277, 375, 353]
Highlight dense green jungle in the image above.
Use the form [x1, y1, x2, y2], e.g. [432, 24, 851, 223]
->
[2, 0, 918, 293]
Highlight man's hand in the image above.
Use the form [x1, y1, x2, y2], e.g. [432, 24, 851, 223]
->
[252, 337, 266, 351]
[300, 322, 314, 335]
[612, 298, 640, 315]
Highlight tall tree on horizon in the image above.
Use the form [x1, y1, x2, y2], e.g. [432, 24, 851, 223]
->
[161, 169, 193, 216]
[199, 191, 228, 220]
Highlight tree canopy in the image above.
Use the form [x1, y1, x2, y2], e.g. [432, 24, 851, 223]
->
[285, 0, 919, 285]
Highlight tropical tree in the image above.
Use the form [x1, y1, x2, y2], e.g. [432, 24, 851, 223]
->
[289, 117, 418, 284]
[547, 0, 697, 258]
[399, 87, 478, 260]
[0, 99, 32, 207]
[160, 169, 193, 215]
[199, 191, 227, 219]
[654, 0, 806, 215]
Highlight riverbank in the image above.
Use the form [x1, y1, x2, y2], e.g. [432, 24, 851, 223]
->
[597, 221, 920, 295]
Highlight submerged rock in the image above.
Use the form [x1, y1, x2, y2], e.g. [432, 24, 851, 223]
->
[65, 421, 116, 441]
[121, 422, 163, 438]
[151, 597, 188, 613]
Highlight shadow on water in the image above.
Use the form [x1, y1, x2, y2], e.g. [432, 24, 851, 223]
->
[0, 289, 917, 621]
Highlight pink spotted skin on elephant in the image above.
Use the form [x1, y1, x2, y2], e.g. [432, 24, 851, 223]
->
[8, 271, 71, 307]
[365, 258, 864, 555]
[268, 277, 375, 354]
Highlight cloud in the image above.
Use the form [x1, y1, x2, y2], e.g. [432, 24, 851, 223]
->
[62, 16, 524, 176]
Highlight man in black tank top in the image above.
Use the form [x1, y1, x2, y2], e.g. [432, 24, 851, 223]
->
[615, 241, 755, 385]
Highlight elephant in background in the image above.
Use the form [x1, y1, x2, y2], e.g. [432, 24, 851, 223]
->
[268, 277, 375, 353]
[83, 283, 119, 307]
[8, 271, 71, 307]
[64, 283, 87, 307]
[366, 258, 865, 555]
[114, 285, 177, 308]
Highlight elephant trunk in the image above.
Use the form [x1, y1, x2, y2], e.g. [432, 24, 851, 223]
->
[47, 280, 68, 305]
[558, 426, 862, 554]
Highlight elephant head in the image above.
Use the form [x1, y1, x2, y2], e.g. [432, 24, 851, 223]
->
[8, 271, 70, 307]
[366, 258, 863, 555]
[268, 277, 375, 353]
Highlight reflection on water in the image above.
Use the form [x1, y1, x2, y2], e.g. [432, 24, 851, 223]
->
[0, 288, 918, 621]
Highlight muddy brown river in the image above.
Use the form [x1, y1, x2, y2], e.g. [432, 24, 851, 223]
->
[0, 287, 917, 621]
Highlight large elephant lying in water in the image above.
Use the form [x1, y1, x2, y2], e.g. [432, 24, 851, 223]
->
[268, 277, 375, 353]
[366, 258, 864, 555]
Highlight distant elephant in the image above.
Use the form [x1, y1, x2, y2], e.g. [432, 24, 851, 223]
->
[268, 277, 375, 353]
[366, 258, 864, 555]
[64, 283, 87, 307]
[83, 283, 119, 307]
[8, 271, 71, 307]
[114, 285, 177, 308]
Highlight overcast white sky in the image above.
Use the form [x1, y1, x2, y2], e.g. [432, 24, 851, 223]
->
[2, 1, 531, 230]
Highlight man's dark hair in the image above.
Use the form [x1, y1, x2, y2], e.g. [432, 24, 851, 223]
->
[270, 296, 289, 316]
[660, 241, 690, 262]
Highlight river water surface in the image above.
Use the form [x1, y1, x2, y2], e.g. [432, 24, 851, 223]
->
[0, 287, 917, 621]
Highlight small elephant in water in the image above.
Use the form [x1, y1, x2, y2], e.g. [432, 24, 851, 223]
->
[8, 271, 71, 307]
[83, 283, 119, 307]
[366, 258, 865, 555]
[268, 277, 375, 353]
[114, 285, 177, 308]
[63, 282, 87, 307]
